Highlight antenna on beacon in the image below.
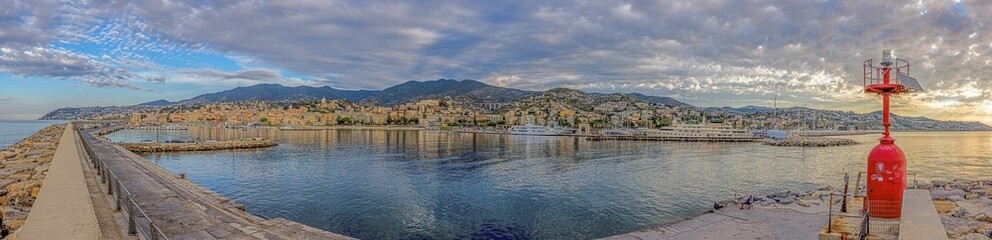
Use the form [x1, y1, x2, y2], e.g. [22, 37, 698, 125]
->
[861, 49, 924, 219]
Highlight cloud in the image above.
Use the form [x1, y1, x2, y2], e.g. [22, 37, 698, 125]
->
[145, 76, 166, 83]
[3, 0, 992, 123]
[174, 68, 320, 87]
[0, 46, 148, 90]
[85, 79, 144, 91]
[0, 97, 15, 103]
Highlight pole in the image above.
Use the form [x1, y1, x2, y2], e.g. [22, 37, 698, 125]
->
[827, 193, 834, 233]
[842, 173, 849, 213]
[881, 67, 893, 143]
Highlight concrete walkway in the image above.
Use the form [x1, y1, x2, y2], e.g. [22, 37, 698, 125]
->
[602, 205, 828, 240]
[18, 124, 101, 240]
[899, 189, 949, 240]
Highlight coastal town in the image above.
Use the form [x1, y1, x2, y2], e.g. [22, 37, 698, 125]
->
[43, 86, 990, 134]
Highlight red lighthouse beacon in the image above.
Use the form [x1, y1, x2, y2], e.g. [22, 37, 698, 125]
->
[862, 50, 923, 218]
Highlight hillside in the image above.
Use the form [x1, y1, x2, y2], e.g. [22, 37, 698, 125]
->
[625, 92, 691, 107]
[178, 84, 372, 104]
[367, 79, 535, 105]
[174, 79, 534, 106]
[714, 106, 992, 131]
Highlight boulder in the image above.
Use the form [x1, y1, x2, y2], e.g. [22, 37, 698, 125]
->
[0, 179, 15, 189]
[977, 213, 992, 223]
[2, 162, 39, 174]
[944, 216, 987, 238]
[797, 199, 810, 207]
[21, 149, 44, 160]
[977, 224, 992, 237]
[934, 189, 969, 200]
[3, 219, 25, 231]
[8, 173, 31, 182]
[962, 233, 991, 240]
[1, 206, 28, 222]
[778, 198, 795, 205]
[954, 207, 971, 218]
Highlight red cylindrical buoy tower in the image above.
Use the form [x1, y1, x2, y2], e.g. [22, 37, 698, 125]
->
[861, 50, 922, 219]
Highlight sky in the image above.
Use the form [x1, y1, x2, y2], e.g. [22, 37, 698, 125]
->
[0, 0, 991, 124]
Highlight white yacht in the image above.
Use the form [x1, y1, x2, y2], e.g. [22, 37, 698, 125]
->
[509, 123, 574, 136]
[641, 122, 756, 140]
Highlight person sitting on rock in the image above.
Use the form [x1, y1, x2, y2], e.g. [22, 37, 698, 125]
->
[744, 195, 754, 210]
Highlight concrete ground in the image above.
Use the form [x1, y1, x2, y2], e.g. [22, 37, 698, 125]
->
[602, 204, 830, 240]
[18, 124, 102, 240]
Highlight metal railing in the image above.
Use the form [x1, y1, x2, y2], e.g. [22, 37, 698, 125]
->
[840, 171, 912, 240]
[855, 198, 902, 239]
[849, 199, 870, 240]
[76, 125, 170, 240]
[854, 171, 919, 195]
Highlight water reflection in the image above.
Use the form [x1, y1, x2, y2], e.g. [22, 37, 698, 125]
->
[112, 128, 992, 239]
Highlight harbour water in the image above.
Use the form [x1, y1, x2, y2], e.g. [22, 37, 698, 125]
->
[0, 120, 67, 149]
[103, 129, 992, 239]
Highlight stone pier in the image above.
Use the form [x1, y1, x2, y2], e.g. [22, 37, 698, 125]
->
[18, 124, 353, 239]
[18, 123, 102, 239]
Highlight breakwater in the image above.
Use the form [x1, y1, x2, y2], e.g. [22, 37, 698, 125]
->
[119, 140, 277, 153]
[92, 125, 126, 136]
[761, 137, 858, 147]
[586, 135, 760, 142]
[0, 124, 65, 237]
[795, 130, 880, 137]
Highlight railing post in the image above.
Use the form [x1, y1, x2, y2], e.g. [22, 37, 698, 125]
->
[854, 171, 863, 196]
[151, 224, 158, 240]
[842, 173, 849, 213]
[107, 174, 114, 194]
[865, 199, 870, 237]
[127, 201, 137, 235]
[115, 183, 121, 210]
[827, 193, 834, 233]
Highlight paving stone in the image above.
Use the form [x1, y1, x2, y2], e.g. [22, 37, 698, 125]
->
[207, 226, 233, 238]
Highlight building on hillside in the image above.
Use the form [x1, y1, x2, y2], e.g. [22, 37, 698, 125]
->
[371, 114, 388, 125]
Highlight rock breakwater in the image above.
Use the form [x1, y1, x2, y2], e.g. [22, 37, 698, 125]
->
[761, 137, 858, 147]
[0, 124, 64, 237]
[119, 140, 277, 153]
[926, 179, 992, 240]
